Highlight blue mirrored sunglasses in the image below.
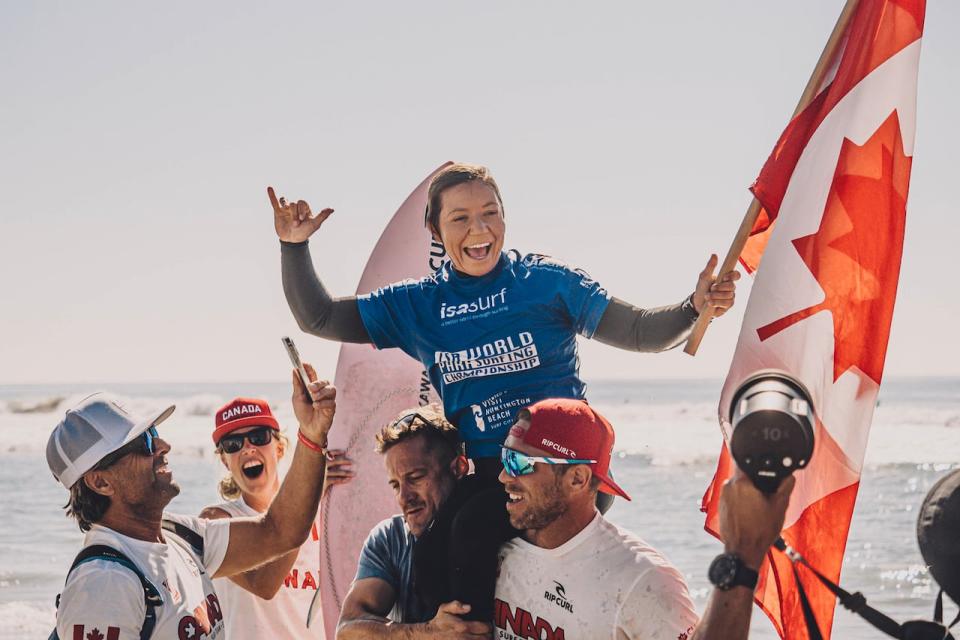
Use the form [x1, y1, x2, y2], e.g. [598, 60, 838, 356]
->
[141, 426, 159, 455]
[500, 447, 596, 478]
[97, 426, 159, 469]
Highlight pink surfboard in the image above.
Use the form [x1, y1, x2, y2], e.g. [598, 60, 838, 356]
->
[315, 163, 451, 638]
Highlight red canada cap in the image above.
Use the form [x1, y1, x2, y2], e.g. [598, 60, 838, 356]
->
[212, 397, 279, 444]
[522, 398, 630, 501]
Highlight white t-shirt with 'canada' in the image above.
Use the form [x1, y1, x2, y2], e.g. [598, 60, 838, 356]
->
[494, 513, 699, 640]
[210, 497, 324, 638]
[56, 513, 230, 640]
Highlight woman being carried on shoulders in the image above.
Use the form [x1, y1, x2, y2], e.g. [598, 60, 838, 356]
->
[271, 163, 739, 474]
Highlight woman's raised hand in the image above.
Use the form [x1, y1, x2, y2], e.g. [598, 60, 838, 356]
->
[291, 362, 336, 447]
[268, 186, 334, 243]
[692, 253, 741, 317]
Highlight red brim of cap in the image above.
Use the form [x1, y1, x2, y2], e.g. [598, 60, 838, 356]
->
[598, 476, 632, 501]
[212, 415, 280, 445]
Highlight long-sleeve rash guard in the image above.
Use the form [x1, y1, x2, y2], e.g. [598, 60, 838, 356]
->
[281, 240, 698, 457]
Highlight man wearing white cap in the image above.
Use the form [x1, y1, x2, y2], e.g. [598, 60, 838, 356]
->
[46, 365, 335, 640]
[495, 398, 699, 640]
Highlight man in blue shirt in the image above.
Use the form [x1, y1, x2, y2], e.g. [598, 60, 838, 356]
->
[336, 405, 492, 639]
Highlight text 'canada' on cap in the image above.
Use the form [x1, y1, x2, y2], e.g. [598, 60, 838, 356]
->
[212, 397, 279, 445]
[521, 398, 630, 501]
[46, 392, 175, 490]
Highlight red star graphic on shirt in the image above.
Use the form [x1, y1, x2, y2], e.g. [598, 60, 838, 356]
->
[756, 110, 912, 386]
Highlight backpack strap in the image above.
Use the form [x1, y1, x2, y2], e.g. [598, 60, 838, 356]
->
[52, 544, 163, 640]
[162, 518, 205, 558]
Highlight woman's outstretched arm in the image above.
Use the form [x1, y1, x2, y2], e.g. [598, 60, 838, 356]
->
[593, 254, 740, 352]
[281, 240, 371, 343]
[593, 296, 699, 352]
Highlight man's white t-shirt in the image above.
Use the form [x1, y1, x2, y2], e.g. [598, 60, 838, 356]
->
[56, 513, 230, 640]
[211, 497, 324, 638]
[494, 513, 699, 640]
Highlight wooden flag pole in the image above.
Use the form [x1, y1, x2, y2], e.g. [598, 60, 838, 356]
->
[683, 0, 861, 356]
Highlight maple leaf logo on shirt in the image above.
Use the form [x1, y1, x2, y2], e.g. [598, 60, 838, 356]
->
[86, 629, 104, 640]
[757, 110, 912, 386]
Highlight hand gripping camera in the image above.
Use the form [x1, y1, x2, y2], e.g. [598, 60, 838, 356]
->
[728, 369, 816, 494]
[733, 372, 960, 639]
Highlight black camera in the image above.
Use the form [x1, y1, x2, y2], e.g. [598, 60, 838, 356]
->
[728, 369, 816, 494]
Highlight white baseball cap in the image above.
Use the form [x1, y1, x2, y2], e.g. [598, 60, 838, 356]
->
[46, 392, 175, 489]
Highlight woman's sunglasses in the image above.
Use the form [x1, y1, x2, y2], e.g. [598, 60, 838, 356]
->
[96, 426, 159, 469]
[501, 447, 596, 478]
[219, 427, 276, 454]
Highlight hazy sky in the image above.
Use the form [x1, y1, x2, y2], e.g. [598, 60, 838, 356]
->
[2, 1, 956, 384]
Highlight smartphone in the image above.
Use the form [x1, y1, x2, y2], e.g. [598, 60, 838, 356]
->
[282, 336, 316, 401]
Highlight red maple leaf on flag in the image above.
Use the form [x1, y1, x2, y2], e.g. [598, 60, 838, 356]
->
[756, 110, 911, 386]
[86, 629, 104, 640]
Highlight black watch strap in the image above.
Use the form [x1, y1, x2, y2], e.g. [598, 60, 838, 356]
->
[708, 553, 759, 591]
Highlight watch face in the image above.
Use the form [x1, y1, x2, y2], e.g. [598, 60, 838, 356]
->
[709, 554, 739, 589]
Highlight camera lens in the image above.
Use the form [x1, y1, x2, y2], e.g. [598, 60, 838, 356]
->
[728, 370, 816, 493]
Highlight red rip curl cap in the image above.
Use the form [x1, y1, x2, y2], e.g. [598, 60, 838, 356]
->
[213, 397, 279, 445]
[523, 398, 631, 501]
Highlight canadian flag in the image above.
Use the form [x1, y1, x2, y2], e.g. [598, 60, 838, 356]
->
[701, 2, 926, 639]
[71, 626, 120, 640]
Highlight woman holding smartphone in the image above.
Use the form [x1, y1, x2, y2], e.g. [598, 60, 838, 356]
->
[200, 396, 353, 638]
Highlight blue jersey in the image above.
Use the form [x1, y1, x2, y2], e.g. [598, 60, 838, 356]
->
[357, 251, 610, 457]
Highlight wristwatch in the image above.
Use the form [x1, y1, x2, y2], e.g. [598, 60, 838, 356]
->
[708, 553, 759, 591]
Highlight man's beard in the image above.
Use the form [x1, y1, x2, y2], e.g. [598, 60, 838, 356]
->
[509, 477, 568, 531]
[126, 477, 181, 516]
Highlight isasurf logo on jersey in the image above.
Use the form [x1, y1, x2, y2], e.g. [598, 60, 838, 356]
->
[543, 580, 573, 613]
[439, 287, 509, 324]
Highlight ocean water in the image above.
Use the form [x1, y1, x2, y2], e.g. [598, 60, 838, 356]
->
[2, 378, 958, 639]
